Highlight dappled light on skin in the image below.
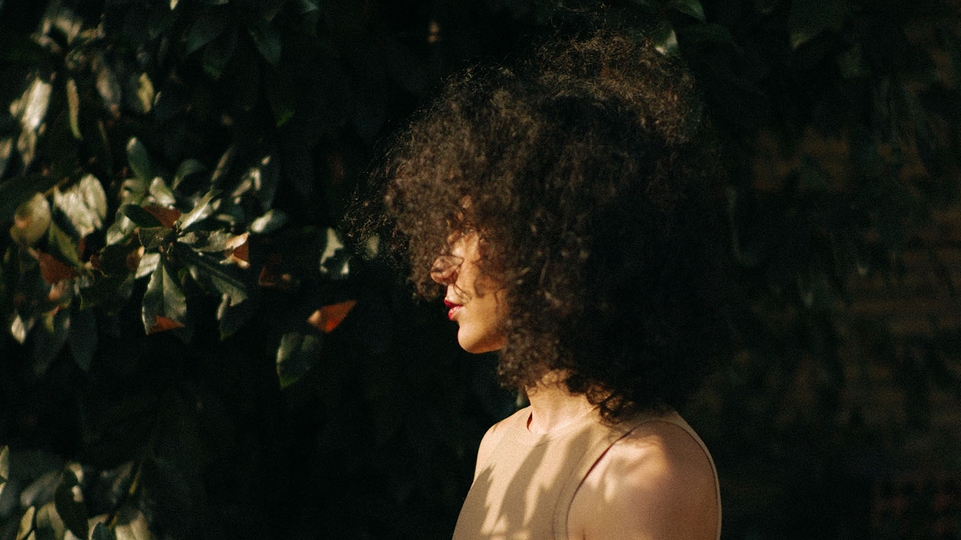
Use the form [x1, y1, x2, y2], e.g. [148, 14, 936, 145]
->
[453, 407, 720, 540]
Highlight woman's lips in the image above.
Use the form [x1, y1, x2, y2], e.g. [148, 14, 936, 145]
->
[444, 299, 462, 321]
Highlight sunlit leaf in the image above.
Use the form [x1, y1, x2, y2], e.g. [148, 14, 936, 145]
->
[148, 177, 177, 207]
[177, 190, 218, 230]
[135, 73, 155, 113]
[173, 159, 207, 190]
[669, 0, 706, 21]
[0, 137, 12, 179]
[654, 21, 679, 56]
[0, 446, 8, 487]
[54, 174, 108, 238]
[307, 300, 357, 333]
[137, 252, 160, 278]
[17, 505, 36, 540]
[114, 507, 153, 540]
[12, 78, 52, 166]
[319, 228, 349, 278]
[67, 78, 81, 139]
[186, 8, 230, 54]
[142, 258, 187, 334]
[126, 138, 154, 181]
[94, 53, 122, 114]
[55, 469, 88, 540]
[121, 205, 163, 228]
[225, 232, 249, 268]
[210, 146, 235, 185]
[35, 502, 66, 540]
[38, 251, 79, 284]
[11, 313, 31, 344]
[10, 193, 51, 246]
[232, 153, 280, 209]
[250, 209, 288, 234]
[276, 332, 322, 388]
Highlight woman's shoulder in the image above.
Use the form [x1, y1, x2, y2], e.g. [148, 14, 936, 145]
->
[569, 413, 720, 540]
[472, 407, 530, 479]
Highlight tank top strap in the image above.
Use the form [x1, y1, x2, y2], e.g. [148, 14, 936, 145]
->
[551, 411, 661, 540]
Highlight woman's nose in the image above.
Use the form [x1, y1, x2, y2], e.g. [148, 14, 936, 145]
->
[430, 254, 461, 285]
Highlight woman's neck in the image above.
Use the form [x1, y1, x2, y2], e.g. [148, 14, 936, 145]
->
[524, 371, 596, 434]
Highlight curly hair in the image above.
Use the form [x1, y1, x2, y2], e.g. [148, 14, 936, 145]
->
[376, 31, 731, 421]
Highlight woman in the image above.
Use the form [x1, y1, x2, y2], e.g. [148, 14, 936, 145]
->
[377, 30, 729, 540]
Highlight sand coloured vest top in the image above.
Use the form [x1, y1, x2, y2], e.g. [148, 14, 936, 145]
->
[451, 406, 721, 540]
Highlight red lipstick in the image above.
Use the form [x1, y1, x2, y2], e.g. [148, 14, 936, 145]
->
[444, 299, 462, 320]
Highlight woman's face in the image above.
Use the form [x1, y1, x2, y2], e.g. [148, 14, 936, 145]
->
[430, 228, 508, 354]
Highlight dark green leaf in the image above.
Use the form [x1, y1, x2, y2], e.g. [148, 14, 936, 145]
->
[248, 19, 282, 65]
[232, 42, 261, 111]
[80, 273, 134, 311]
[799, 155, 830, 190]
[186, 8, 231, 54]
[142, 257, 187, 334]
[217, 292, 256, 338]
[669, 0, 706, 21]
[175, 244, 247, 305]
[126, 138, 154, 181]
[276, 332, 322, 388]
[678, 23, 734, 46]
[121, 205, 163, 228]
[32, 308, 71, 376]
[293, 0, 319, 13]
[789, 0, 848, 50]
[138, 226, 173, 251]
[203, 26, 238, 79]
[178, 229, 232, 251]
[91, 523, 117, 540]
[67, 307, 97, 371]
[628, 0, 659, 9]
[265, 68, 295, 126]
[54, 470, 88, 540]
